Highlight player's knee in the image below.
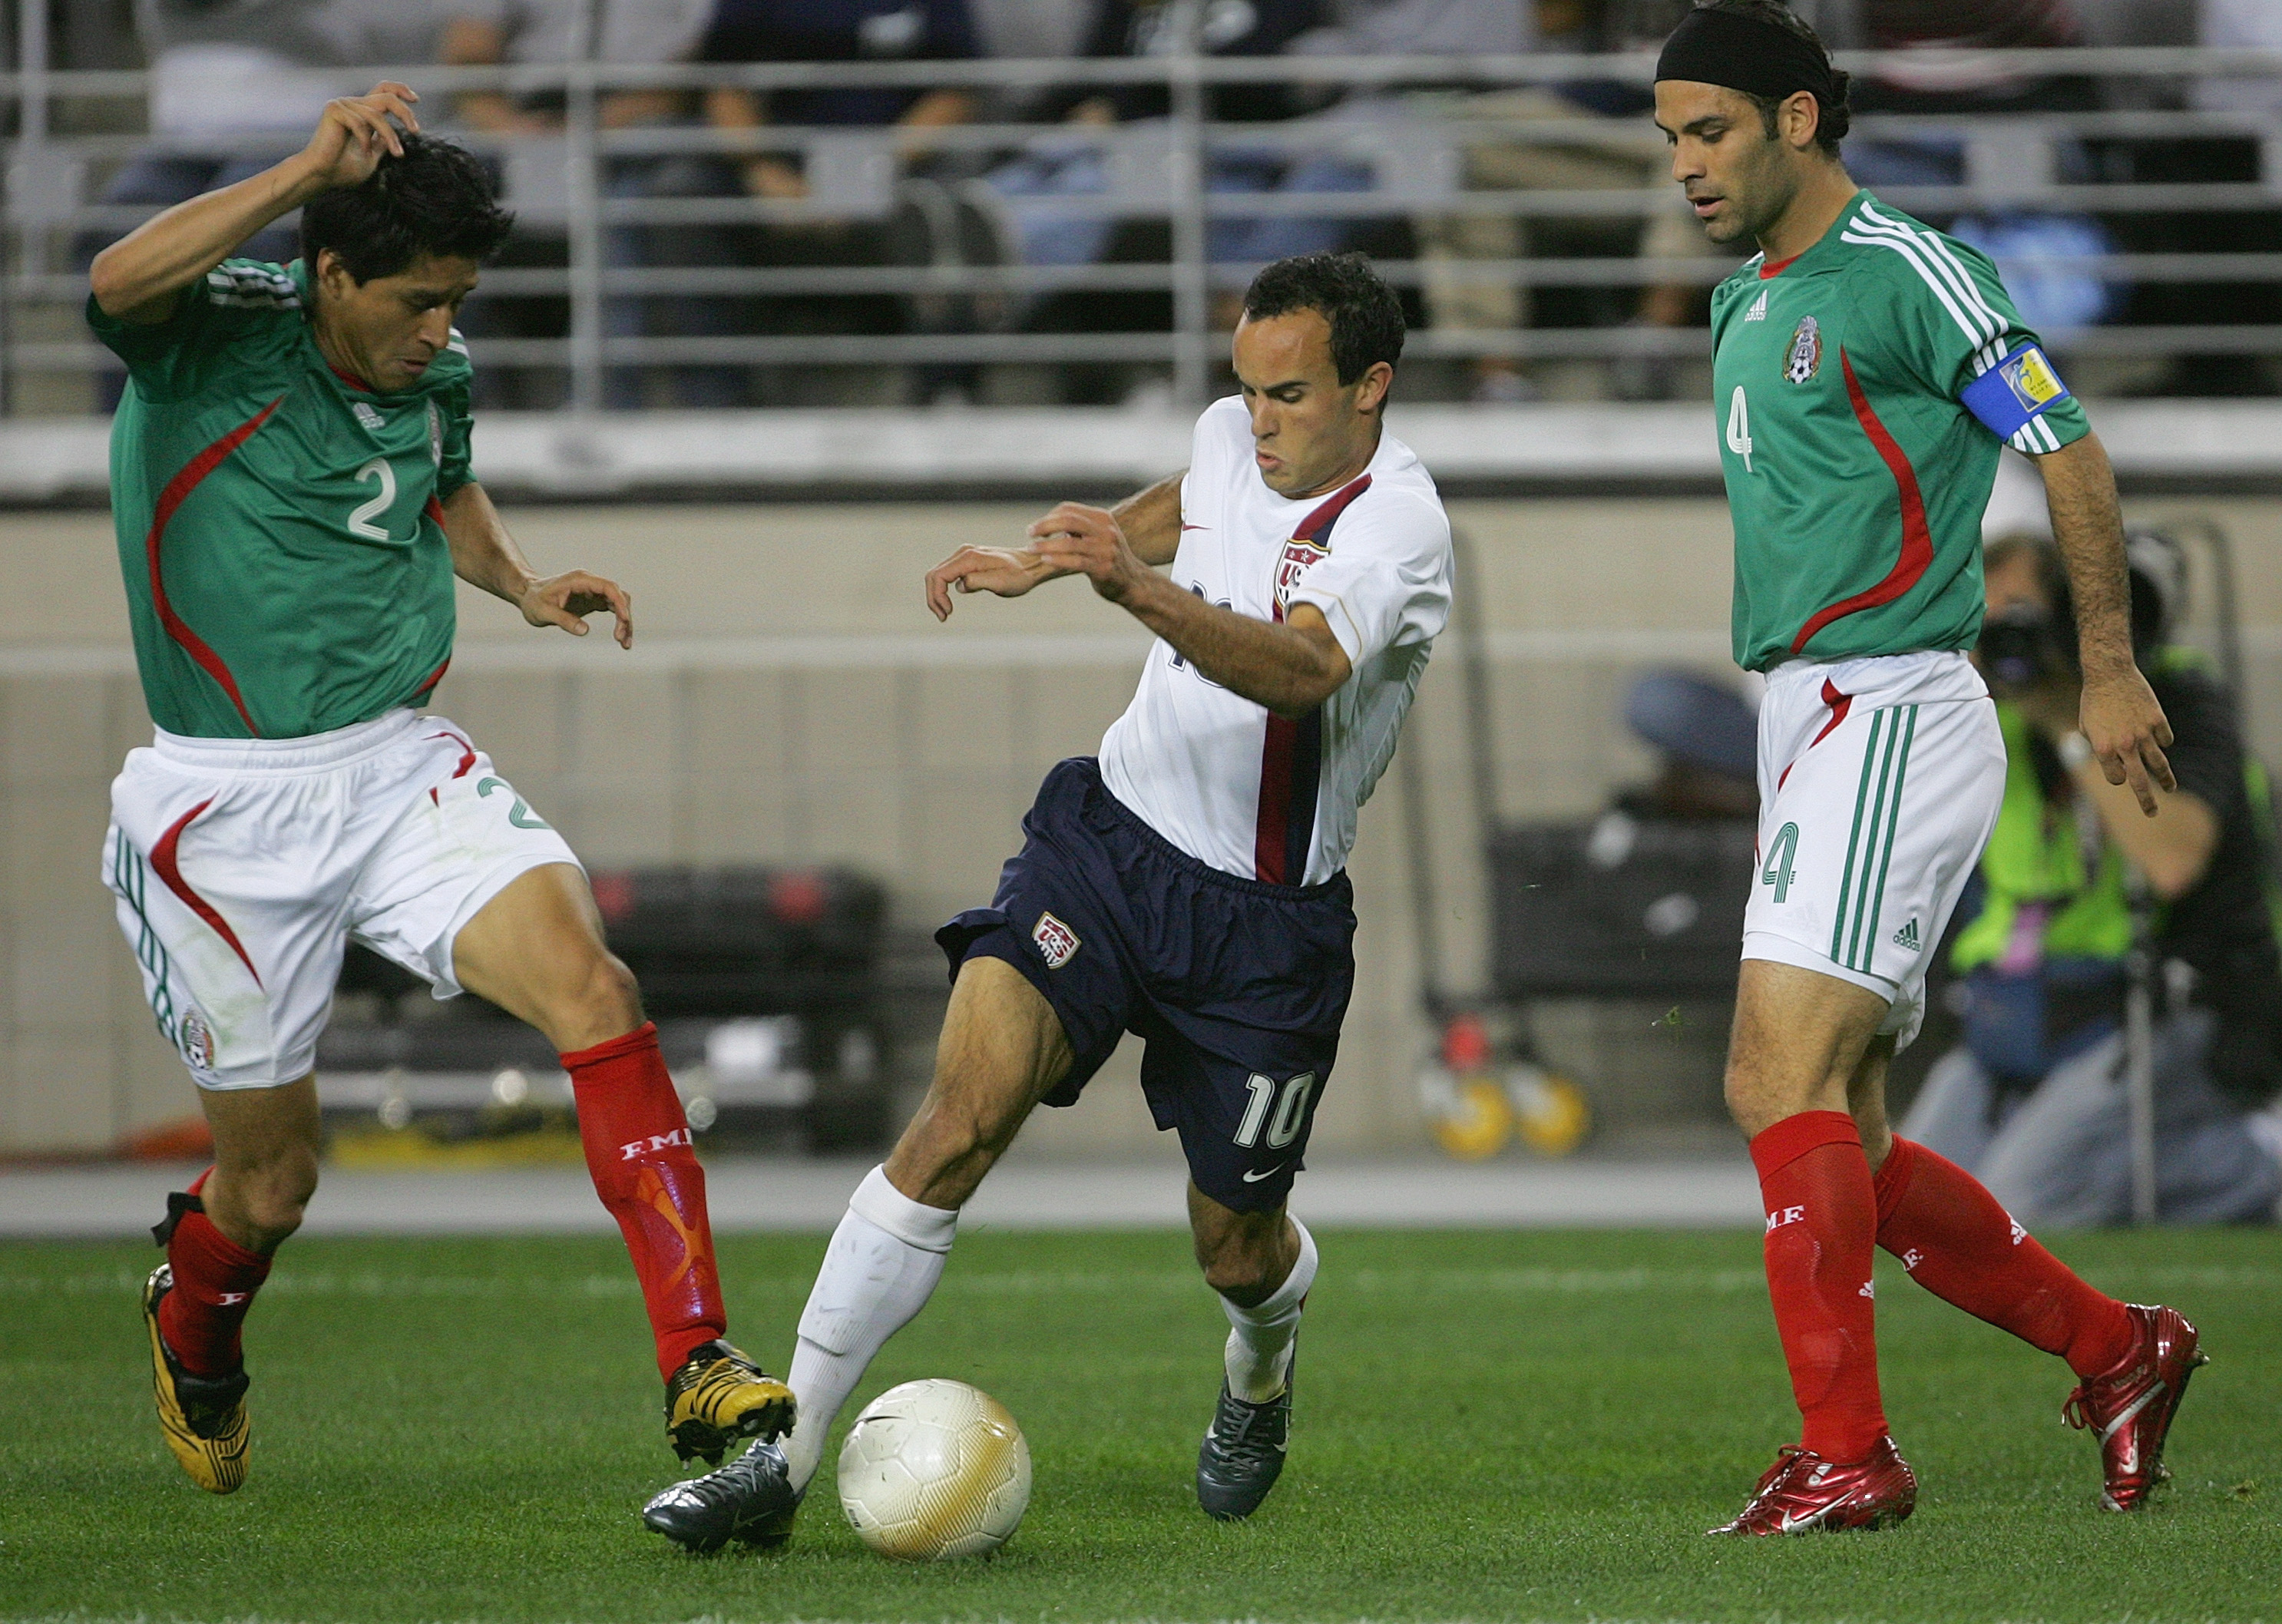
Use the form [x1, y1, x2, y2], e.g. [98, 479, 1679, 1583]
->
[1194, 1222, 1281, 1304]
[238, 1158, 317, 1248]
[549, 950, 646, 1051]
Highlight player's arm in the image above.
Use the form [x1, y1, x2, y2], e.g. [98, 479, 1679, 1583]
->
[922, 475, 1188, 616]
[1026, 503, 1350, 719]
[438, 481, 634, 648]
[2032, 430, 2175, 815]
[88, 84, 420, 325]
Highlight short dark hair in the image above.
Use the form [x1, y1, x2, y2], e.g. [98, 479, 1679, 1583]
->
[1699, 0, 1851, 156]
[301, 134, 515, 284]
[1241, 251, 1406, 389]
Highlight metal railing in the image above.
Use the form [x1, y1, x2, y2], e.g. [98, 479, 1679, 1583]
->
[7, 34, 2282, 413]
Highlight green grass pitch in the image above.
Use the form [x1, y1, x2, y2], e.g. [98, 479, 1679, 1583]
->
[2, 1225, 2277, 1622]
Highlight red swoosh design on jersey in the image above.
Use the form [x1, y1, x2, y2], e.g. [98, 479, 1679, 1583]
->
[147, 397, 285, 736]
[1253, 472, 1371, 885]
[1791, 352, 1933, 656]
[150, 799, 262, 986]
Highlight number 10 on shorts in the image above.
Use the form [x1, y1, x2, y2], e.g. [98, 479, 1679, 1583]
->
[1235, 1072, 1316, 1151]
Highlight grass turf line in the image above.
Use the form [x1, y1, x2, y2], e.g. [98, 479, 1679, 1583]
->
[1, 1226, 2276, 1622]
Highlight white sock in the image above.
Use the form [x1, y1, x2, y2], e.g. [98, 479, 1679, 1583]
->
[781, 1165, 958, 1493]
[1220, 1217, 1317, 1403]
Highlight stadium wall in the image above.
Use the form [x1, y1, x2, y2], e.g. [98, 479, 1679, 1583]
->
[3, 497, 2276, 1159]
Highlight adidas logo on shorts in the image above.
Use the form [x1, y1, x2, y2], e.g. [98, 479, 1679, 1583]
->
[1891, 918, 1920, 951]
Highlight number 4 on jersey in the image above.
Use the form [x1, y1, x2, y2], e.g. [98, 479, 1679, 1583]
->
[1726, 386, 1754, 473]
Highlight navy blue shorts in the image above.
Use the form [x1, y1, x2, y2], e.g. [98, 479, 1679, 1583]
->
[936, 757, 1356, 1212]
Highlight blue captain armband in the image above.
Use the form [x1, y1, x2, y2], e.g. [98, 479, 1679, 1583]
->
[1960, 343, 2072, 440]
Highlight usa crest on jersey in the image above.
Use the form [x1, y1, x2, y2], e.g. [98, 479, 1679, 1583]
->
[1272, 536, 1330, 615]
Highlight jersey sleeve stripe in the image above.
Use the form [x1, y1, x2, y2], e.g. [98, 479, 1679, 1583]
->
[1791, 350, 1936, 656]
[146, 396, 286, 736]
[1842, 218, 1999, 353]
[1252, 472, 1371, 885]
[1856, 202, 2011, 345]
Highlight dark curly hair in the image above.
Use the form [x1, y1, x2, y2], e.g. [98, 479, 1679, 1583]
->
[1241, 251, 1407, 389]
[301, 133, 515, 283]
[1698, 0, 1852, 156]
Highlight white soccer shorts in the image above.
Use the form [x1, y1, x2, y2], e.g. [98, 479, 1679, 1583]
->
[101, 707, 580, 1090]
[1743, 649, 2005, 1050]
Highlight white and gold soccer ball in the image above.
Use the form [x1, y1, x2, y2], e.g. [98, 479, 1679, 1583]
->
[836, 1378, 1032, 1560]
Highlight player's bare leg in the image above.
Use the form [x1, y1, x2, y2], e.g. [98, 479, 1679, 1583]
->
[1715, 958, 1917, 1535]
[143, 1077, 319, 1492]
[646, 955, 1071, 1551]
[452, 862, 792, 1463]
[1190, 1184, 1314, 1520]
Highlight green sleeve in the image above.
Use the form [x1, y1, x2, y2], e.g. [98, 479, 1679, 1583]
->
[437, 374, 475, 498]
[84, 259, 302, 403]
[1854, 224, 2091, 455]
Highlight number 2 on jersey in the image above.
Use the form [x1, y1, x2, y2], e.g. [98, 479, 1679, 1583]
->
[349, 456, 398, 541]
[1726, 385, 1754, 473]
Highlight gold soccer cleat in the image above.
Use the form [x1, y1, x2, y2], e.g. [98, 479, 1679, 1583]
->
[664, 1338, 795, 1465]
[141, 1265, 250, 1493]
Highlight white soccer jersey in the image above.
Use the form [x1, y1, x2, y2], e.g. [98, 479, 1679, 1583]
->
[1099, 395, 1453, 886]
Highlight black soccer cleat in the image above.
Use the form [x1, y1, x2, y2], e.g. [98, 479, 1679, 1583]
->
[643, 1438, 802, 1553]
[1196, 1364, 1293, 1520]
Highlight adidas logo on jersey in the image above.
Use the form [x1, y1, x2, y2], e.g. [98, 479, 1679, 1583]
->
[354, 402, 387, 435]
[1744, 288, 1770, 322]
[1891, 918, 1920, 951]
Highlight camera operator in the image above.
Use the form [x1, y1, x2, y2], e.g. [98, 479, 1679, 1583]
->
[1899, 531, 2282, 1225]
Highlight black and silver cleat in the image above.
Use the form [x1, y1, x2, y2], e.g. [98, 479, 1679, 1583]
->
[1196, 1365, 1292, 1520]
[643, 1437, 802, 1553]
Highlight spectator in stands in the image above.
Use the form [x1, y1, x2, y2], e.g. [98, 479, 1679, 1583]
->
[2196, 0, 2282, 115]
[623, 0, 982, 406]
[1899, 534, 2282, 1226]
[435, 0, 712, 407]
[438, 0, 705, 134]
[1850, 0, 2094, 116]
[80, 2, 445, 405]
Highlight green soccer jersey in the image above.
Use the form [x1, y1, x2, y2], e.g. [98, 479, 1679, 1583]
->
[1710, 191, 2090, 673]
[90, 259, 475, 739]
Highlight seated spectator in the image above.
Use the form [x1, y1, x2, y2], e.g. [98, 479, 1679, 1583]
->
[439, 0, 703, 134]
[638, 0, 984, 405]
[1899, 534, 2282, 1226]
[2196, 0, 2282, 116]
[435, 0, 711, 407]
[79, 0, 447, 405]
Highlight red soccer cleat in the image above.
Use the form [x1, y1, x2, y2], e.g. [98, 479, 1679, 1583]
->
[2062, 1303, 2207, 1512]
[1709, 1436, 1917, 1536]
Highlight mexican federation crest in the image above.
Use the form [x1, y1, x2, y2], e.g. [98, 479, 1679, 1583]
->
[1783, 315, 1823, 384]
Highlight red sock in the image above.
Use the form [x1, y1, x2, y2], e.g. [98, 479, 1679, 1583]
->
[1751, 1110, 1888, 1463]
[157, 1169, 272, 1378]
[1873, 1136, 2135, 1378]
[564, 1022, 726, 1381]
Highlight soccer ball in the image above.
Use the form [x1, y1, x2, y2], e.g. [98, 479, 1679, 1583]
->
[836, 1378, 1031, 1560]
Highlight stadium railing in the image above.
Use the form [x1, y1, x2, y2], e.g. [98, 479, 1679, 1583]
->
[5, 35, 2282, 417]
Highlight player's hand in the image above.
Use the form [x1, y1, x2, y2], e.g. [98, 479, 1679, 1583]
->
[522, 570, 633, 647]
[296, 83, 420, 193]
[1026, 502, 1150, 606]
[924, 546, 1057, 620]
[2079, 663, 2175, 815]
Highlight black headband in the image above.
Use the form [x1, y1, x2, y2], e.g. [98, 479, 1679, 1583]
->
[1655, 6, 1837, 104]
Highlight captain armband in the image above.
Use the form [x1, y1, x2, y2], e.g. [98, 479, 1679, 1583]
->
[1960, 343, 2073, 441]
